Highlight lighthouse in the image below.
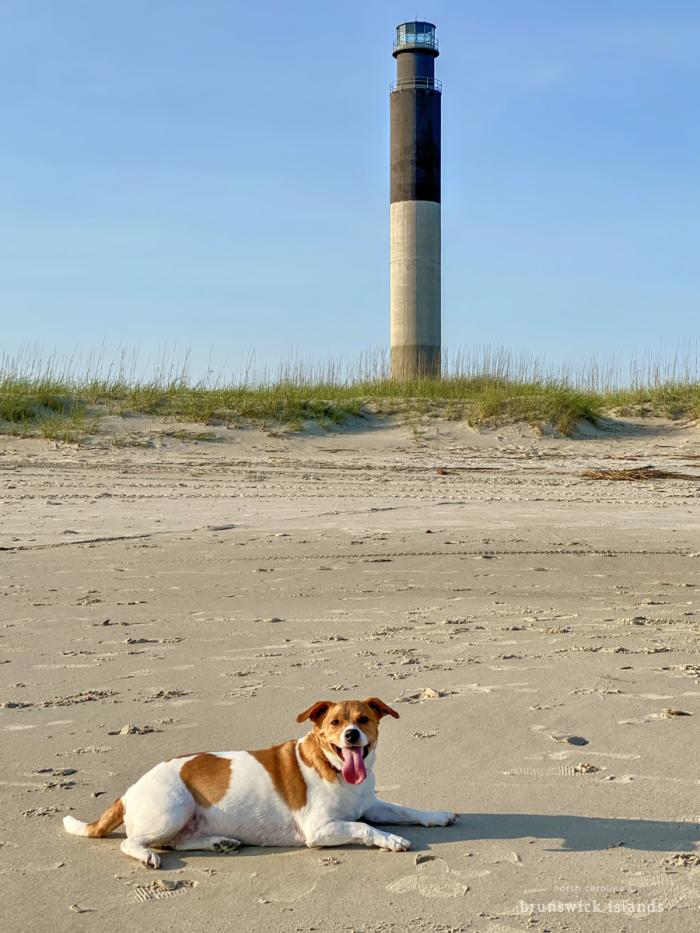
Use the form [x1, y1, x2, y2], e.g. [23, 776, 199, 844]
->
[390, 21, 442, 380]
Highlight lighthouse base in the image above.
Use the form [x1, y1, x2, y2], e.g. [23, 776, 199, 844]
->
[390, 344, 441, 380]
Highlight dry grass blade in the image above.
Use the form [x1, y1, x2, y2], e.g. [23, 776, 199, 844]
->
[582, 467, 700, 482]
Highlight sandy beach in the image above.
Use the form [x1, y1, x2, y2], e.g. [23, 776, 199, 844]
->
[1, 414, 699, 932]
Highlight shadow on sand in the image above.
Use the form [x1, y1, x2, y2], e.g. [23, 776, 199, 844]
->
[406, 812, 700, 853]
[140, 813, 700, 868]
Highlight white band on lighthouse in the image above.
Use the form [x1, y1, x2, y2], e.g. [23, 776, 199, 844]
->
[390, 199, 441, 365]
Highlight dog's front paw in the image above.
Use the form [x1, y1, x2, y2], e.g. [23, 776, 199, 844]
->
[379, 833, 412, 852]
[422, 811, 459, 827]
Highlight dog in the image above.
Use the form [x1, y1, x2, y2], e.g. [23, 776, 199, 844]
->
[63, 697, 457, 867]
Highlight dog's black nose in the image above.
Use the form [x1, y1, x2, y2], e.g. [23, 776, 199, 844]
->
[345, 728, 360, 743]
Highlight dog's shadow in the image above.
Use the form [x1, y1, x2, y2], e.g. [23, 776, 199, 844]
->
[408, 812, 700, 853]
[151, 813, 699, 869]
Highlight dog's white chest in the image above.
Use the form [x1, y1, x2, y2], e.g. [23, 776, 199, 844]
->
[302, 764, 376, 822]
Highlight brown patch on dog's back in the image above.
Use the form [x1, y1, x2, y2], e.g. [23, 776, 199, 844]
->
[180, 754, 231, 807]
[85, 798, 125, 837]
[250, 741, 308, 808]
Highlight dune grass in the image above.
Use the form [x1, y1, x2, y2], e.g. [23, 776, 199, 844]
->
[0, 345, 698, 444]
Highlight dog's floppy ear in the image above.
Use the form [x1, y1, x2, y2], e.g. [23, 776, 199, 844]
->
[296, 700, 331, 724]
[365, 697, 400, 720]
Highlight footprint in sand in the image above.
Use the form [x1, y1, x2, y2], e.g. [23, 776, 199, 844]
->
[503, 763, 602, 777]
[127, 879, 198, 903]
[386, 855, 470, 898]
[249, 854, 320, 904]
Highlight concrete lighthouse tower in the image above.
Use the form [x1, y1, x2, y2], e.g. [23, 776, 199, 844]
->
[390, 21, 441, 380]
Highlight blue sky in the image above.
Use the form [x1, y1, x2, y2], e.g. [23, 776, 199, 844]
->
[1, 1, 698, 378]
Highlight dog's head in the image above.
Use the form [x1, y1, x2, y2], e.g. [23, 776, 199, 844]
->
[296, 697, 399, 785]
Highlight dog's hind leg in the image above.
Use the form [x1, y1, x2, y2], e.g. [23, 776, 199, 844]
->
[120, 764, 198, 868]
[119, 802, 190, 868]
[120, 837, 162, 869]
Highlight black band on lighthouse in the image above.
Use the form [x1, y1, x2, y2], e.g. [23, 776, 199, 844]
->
[390, 89, 441, 204]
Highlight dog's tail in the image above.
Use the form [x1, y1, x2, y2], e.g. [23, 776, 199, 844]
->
[63, 798, 124, 838]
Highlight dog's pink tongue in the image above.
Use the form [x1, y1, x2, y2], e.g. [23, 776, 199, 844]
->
[341, 747, 366, 784]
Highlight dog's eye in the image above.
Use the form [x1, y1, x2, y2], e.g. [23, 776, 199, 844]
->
[357, 716, 369, 724]
[330, 719, 340, 726]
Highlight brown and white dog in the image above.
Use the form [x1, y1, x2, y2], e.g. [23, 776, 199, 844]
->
[63, 697, 457, 867]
